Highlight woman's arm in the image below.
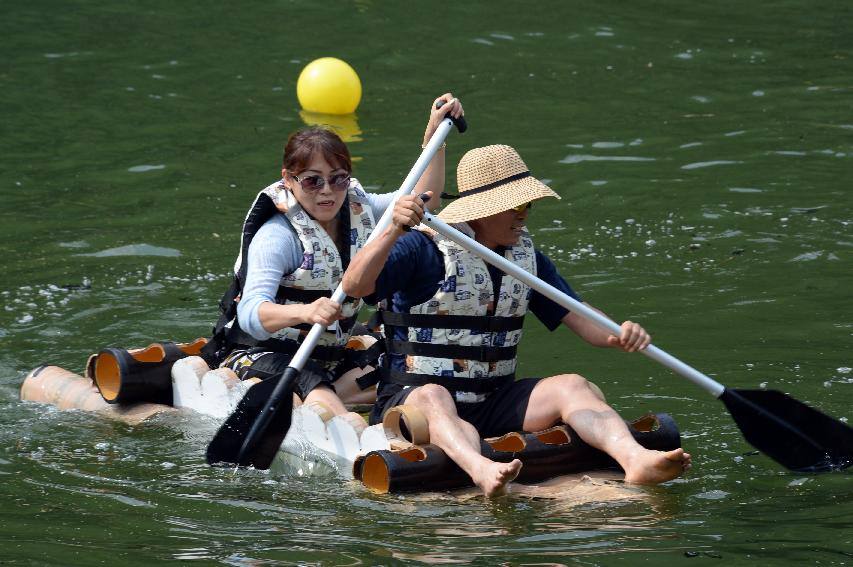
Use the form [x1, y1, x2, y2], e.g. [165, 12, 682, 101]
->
[237, 219, 342, 339]
[257, 298, 342, 332]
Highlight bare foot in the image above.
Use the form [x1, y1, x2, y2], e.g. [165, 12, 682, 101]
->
[623, 448, 691, 485]
[472, 458, 523, 496]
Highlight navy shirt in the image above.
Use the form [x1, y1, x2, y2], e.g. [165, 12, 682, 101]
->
[364, 230, 582, 373]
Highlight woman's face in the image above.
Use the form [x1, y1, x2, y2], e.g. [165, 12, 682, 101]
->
[282, 153, 350, 226]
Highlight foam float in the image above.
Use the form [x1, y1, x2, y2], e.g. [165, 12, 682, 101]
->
[20, 340, 681, 493]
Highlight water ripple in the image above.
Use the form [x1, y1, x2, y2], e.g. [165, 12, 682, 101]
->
[681, 160, 743, 170]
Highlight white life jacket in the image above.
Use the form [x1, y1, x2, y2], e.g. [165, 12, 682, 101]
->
[380, 223, 537, 402]
[268, 181, 376, 365]
[203, 179, 376, 370]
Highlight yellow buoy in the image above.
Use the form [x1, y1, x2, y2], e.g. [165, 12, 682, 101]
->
[296, 57, 362, 115]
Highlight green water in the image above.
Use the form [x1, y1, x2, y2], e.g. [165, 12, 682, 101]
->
[2, 1, 851, 564]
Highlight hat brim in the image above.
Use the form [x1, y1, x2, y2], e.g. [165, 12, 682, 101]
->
[437, 176, 561, 223]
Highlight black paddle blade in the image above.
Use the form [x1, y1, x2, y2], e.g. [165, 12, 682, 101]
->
[206, 367, 298, 470]
[720, 388, 853, 472]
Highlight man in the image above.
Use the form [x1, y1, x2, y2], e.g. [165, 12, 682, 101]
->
[343, 144, 691, 496]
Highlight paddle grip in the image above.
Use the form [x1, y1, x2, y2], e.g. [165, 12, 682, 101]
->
[435, 99, 467, 133]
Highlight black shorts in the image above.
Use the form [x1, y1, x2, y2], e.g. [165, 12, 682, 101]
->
[370, 378, 542, 438]
[221, 348, 335, 401]
[220, 325, 381, 400]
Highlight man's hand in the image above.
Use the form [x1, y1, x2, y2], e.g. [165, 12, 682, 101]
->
[393, 191, 430, 233]
[607, 320, 650, 352]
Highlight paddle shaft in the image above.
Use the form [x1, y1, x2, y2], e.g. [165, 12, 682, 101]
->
[421, 214, 726, 398]
[234, 116, 460, 464]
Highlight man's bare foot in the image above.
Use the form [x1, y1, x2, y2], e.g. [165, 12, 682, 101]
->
[623, 448, 691, 485]
[472, 458, 523, 496]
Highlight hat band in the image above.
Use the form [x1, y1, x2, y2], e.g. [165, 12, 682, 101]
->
[454, 171, 531, 198]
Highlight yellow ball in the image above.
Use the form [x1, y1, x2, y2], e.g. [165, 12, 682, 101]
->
[297, 57, 362, 115]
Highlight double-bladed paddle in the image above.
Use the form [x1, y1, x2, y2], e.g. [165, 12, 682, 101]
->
[419, 212, 852, 473]
[206, 106, 467, 469]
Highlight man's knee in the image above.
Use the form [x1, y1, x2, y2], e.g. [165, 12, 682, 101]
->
[407, 383, 454, 407]
[549, 373, 605, 400]
[550, 373, 588, 389]
[587, 380, 606, 402]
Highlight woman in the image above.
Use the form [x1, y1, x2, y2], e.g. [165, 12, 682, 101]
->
[202, 94, 463, 417]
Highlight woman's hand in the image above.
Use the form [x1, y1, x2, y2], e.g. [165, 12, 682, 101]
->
[392, 192, 430, 233]
[607, 320, 651, 352]
[301, 297, 343, 326]
[422, 93, 464, 146]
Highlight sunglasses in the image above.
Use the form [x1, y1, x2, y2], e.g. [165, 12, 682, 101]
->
[511, 201, 533, 213]
[290, 172, 351, 192]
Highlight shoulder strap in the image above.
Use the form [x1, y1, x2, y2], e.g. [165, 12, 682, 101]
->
[200, 189, 282, 367]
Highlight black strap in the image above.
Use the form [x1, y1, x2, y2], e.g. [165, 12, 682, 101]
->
[366, 310, 384, 332]
[277, 287, 364, 304]
[228, 328, 346, 362]
[258, 340, 346, 362]
[288, 312, 359, 334]
[350, 339, 386, 368]
[333, 337, 386, 378]
[381, 368, 514, 393]
[379, 310, 524, 332]
[388, 340, 517, 363]
[200, 277, 243, 367]
[277, 287, 330, 303]
[441, 171, 531, 199]
[355, 368, 382, 390]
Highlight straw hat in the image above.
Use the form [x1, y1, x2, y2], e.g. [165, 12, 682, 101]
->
[438, 144, 560, 223]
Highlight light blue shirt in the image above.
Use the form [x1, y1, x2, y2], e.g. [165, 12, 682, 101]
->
[237, 187, 394, 340]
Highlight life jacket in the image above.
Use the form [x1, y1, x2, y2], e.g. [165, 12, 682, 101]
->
[377, 224, 536, 402]
[201, 179, 376, 369]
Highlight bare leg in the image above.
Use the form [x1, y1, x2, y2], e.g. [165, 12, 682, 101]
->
[334, 367, 378, 405]
[406, 384, 522, 496]
[336, 334, 379, 405]
[524, 374, 691, 484]
[302, 385, 348, 416]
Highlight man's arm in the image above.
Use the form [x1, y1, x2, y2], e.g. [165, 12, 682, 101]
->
[343, 192, 430, 298]
[561, 308, 650, 353]
[532, 249, 650, 352]
[411, 94, 463, 212]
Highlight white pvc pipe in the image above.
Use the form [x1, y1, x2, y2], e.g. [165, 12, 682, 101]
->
[421, 213, 727, 398]
[288, 118, 456, 371]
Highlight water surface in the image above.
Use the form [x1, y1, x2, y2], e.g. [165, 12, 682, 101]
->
[1, 1, 851, 564]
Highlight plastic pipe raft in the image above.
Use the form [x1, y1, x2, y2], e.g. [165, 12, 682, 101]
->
[20, 346, 681, 493]
[21, 365, 169, 425]
[354, 413, 681, 494]
[88, 338, 207, 405]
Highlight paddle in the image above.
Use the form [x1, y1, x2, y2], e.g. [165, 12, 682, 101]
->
[206, 106, 467, 469]
[418, 212, 853, 473]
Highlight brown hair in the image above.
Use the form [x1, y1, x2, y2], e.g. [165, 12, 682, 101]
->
[282, 127, 352, 174]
